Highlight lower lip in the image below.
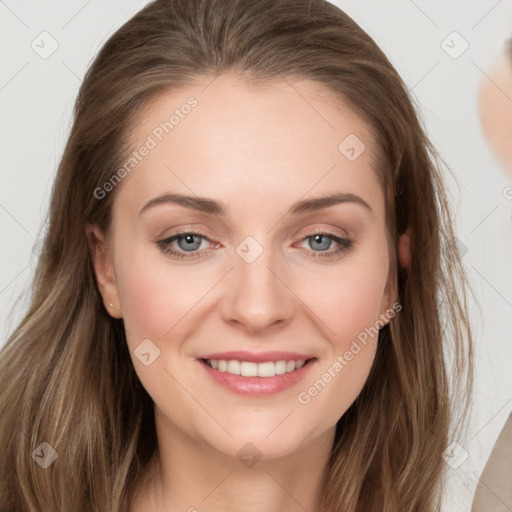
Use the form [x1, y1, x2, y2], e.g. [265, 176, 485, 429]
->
[198, 358, 316, 396]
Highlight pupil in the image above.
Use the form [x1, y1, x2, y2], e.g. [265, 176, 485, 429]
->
[179, 234, 201, 251]
[311, 234, 330, 251]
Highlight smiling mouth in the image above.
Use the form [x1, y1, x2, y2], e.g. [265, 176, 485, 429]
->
[201, 358, 315, 378]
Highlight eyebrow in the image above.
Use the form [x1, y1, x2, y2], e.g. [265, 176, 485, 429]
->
[138, 191, 374, 217]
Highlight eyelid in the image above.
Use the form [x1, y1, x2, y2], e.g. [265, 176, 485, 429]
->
[157, 224, 348, 246]
[296, 225, 350, 239]
[157, 230, 218, 250]
[156, 223, 216, 240]
[157, 225, 353, 261]
[292, 228, 353, 254]
[156, 229, 221, 261]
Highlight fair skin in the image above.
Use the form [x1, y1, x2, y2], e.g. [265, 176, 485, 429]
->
[478, 45, 512, 174]
[87, 73, 410, 512]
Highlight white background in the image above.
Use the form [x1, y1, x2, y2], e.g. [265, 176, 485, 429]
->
[1, 1, 512, 510]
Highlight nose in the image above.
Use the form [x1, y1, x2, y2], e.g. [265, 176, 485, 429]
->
[220, 247, 296, 335]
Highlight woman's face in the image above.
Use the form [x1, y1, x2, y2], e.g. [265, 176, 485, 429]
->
[92, 73, 400, 460]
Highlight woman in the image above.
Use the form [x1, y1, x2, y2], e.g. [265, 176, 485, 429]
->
[0, 1, 473, 510]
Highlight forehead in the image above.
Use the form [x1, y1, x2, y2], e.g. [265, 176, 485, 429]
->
[115, 73, 385, 219]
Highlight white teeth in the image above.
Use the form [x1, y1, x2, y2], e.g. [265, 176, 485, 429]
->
[206, 359, 308, 377]
[240, 361, 258, 377]
[227, 360, 241, 375]
[257, 361, 275, 377]
[275, 360, 287, 374]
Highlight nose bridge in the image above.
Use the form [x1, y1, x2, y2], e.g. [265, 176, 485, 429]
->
[221, 234, 295, 332]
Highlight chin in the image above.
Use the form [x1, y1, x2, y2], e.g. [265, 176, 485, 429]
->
[203, 425, 314, 463]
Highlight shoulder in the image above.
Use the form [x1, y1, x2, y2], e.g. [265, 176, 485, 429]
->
[471, 413, 512, 511]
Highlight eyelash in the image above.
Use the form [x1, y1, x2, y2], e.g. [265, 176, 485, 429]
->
[157, 229, 353, 261]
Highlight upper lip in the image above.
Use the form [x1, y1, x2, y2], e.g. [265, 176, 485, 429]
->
[198, 350, 315, 363]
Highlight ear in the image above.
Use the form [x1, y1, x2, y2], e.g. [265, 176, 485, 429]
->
[379, 227, 412, 323]
[85, 224, 122, 318]
[398, 226, 412, 269]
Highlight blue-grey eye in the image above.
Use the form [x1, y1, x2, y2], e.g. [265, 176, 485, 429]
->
[308, 234, 332, 251]
[176, 234, 203, 251]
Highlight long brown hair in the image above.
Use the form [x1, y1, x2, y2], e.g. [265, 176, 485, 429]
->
[0, 0, 474, 510]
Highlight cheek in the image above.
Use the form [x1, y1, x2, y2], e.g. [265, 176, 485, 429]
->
[294, 250, 388, 397]
[294, 266, 385, 427]
[115, 246, 210, 344]
[296, 258, 388, 345]
[116, 234, 389, 351]
[298, 340, 378, 434]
